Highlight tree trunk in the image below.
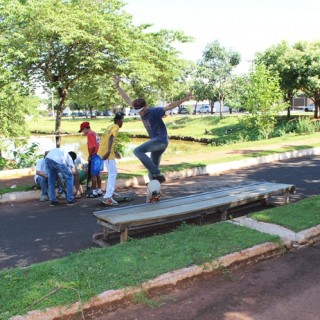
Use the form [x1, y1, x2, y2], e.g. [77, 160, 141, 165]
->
[286, 106, 291, 118]
[55, 88, 67, 147]
[314, 93, 320, 119]
[219, 99, 223, 118]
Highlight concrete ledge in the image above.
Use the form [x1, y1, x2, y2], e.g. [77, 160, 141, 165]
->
[10, 242, 283, 320]
[0, 190, 41, 203]
[230, 217, 320, 245]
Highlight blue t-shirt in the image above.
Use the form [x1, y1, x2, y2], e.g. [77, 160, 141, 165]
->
[141, 107, 168, 143]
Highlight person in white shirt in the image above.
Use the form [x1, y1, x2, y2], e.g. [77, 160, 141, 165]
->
[68, 151, 88, 198]
[34, 151, 49, 202]
[45, 148, 76, 206]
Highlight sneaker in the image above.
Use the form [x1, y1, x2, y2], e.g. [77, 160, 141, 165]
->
[112, 192, 121, 198]
[50, 201, 59, 207]
[66, 199, 77, 206]
[40, 195, 48, 202]
[87, 193, 98, 198]
[152, 173, 166, 183]
[97, 191, 103, 197]
[102, 198, 118, 206]
[57, 193, 66, 199]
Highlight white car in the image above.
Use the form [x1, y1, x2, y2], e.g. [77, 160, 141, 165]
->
[304, 104, 315, 112]
[129, 108, 140, 116]
[198, 105, 210, 114]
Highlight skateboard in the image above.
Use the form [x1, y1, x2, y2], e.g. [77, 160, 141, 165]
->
[113, 191, 136, 202]
[146, 180, 161, 203]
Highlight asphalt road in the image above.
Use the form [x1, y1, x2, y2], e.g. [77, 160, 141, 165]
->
[1, 154, 320, 270]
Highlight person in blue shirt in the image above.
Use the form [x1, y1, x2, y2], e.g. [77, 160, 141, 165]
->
[114, 76, 193, 183]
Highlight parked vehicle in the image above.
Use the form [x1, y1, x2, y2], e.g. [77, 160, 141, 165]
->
[129, 108, 140, 116]
[178, 107, 189, 114]
[103, 110, 114, 116]
[198, 105, 210, 114]
[165, 107, 179, 116]
[305, 104, 315, 112]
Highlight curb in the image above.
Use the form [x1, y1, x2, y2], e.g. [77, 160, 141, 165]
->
[2, 146, 320, 204]
[231, 217, 320, 245]
[10, 242, 284, 320]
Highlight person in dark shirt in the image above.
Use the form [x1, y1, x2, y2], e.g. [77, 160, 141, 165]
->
[114, 76, 192, 183]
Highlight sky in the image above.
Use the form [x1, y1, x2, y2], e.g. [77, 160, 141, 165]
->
[124, 0, 320, 74]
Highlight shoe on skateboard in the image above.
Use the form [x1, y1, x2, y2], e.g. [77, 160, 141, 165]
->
[146, 180, 161, 203]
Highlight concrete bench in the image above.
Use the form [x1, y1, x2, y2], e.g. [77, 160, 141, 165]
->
[93, 181, 295, 243]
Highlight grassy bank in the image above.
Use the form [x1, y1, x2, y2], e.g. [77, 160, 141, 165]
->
[249, 196, 320, 232]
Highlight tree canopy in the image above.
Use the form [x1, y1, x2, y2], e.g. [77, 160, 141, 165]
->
[194, 40, 240, 116]
[0, 0, 192, 146]
[240, 64, 286, 139]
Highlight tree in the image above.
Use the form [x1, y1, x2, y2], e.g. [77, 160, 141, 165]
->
[0, 0, 192, 146]
[294, 41, 320, 118]
[112, 29, 193, 107]
[0, 62, 38, 157]
[0, 0, 137, 145]
[194, 41, 240, 117]
[256, 41, 305, 118]
[67, 75, 122, 114]
[240, 64, 287, 139]
[224, 75, 247, 113]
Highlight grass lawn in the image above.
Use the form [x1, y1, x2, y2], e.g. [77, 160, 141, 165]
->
[249, 196, 320, 232]
[0, 222, 280, 319]
[1, 115, 320, 318]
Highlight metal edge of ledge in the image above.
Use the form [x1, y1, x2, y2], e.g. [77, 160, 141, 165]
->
[10, 241, 284, 320]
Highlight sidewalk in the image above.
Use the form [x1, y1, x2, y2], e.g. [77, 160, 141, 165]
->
[1, 143, 320, 203]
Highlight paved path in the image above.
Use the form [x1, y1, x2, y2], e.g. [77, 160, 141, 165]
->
[1, 154, 319, 270]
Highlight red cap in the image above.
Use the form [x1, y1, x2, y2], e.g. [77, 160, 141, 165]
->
[78, 121, 90, 133]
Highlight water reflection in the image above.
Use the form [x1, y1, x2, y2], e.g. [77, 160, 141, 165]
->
[29, 135, 88, 159]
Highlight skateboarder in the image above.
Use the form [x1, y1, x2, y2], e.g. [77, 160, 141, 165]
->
[114, 75, 193, 183]
[99, 112, 124, 206]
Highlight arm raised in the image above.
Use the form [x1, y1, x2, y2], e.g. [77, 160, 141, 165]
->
[163, 92, 193, 112]
[114, 76, 133, 107]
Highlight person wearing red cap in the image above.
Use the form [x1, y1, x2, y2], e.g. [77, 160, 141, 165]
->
[78, 121, 103, 197]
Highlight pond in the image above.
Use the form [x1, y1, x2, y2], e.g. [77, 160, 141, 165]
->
[3, 134, 208, 162]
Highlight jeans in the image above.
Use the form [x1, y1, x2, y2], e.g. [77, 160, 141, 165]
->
[133, 139, 168, 180]
[36, 176, 48, 196]
[45, 158, 74, 202]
